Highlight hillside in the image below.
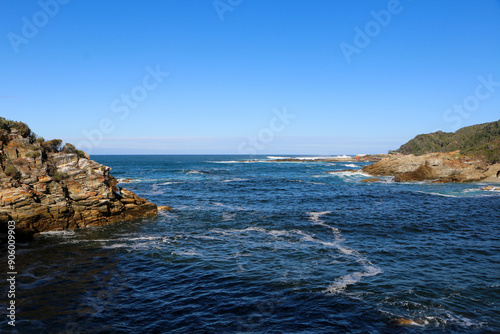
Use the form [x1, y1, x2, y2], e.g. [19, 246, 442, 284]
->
[396, 120, 500, 163]
[0, 117, 157, 241]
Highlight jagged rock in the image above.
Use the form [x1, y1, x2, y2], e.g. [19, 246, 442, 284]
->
[360, 178, 380, 183]
[0, 120, 158, 241]
[158, 205, 172, 211]
[363, 152, 500, 183]
[393, 163, 434, 182]
[482, 186, 500, 191]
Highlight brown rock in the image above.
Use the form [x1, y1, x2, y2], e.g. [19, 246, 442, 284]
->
[120, 198, 137, 204]
[393, 163, 434, 182]
[363, 152, 500, 183]
[389, 318, 415, 326]
[360, 178, 380, 183]
[158, 205, 172, 211]
[482, 186, 500, 191]
[0, 125, 158, 241]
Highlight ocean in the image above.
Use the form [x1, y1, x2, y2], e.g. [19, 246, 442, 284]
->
[2, 155, 499, 333]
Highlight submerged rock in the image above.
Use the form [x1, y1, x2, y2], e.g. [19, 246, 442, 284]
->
[389, 318, 417, 326]
[0, 119, 158, 241]
[360, 178, 380, 183]
[481, 186, 500, 191]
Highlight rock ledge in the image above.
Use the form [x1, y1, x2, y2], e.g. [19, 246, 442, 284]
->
[0, 120, 157, 241]
[362, 152, 500, 183]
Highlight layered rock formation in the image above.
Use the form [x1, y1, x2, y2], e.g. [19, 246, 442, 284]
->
[0, 119, 157, 241]
[362, 151, 500, 183]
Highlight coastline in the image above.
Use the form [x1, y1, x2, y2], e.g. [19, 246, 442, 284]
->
[362, 151, 500, 183]
[0, 123, 158, 242]
[243, 154, 388, 163]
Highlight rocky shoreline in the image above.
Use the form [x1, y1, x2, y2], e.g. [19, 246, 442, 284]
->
[0, 122, 158, 242]
[362, 151, 500, 183]
[240, 155, 388, 163]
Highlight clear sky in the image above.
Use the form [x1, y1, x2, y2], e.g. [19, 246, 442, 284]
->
[1, 0, 499, 155]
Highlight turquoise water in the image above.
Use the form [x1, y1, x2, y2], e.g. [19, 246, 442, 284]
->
[2, 155, 499, 333]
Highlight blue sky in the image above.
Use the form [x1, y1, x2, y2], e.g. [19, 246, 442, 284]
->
[1, 0, 499, 154]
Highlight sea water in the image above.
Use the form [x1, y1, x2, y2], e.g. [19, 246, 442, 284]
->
[1, 155, 499, 333]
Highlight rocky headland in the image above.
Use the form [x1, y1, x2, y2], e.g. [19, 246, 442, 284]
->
[362, 151, 500, 183]
[0, 118, 157, 242]
[362, 120, 500, 183]
[258, 155, 387, 163]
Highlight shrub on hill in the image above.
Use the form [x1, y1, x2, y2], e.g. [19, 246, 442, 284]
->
[396, 120, 500, 164]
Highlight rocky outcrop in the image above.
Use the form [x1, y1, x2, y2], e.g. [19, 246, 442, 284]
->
[0, 121, 157, 241]
[362, 151, 500, 183]
[482, 186, 500, 191]
[359, 178, 381, 183]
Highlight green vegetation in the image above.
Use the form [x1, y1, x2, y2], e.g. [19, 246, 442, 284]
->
[61, 143, 76, 153]
[4, 165, 21, 179]
[52, 171, 69, 182]
[75, 150, 87, 158]
[25, 151, 41, 159]
[397, 120, 500, 163]
[42, 139, 63, 153]
[0, 117, 33, 138]
[0, 117, 92, 184]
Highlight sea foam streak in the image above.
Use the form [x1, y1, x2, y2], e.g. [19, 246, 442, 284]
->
[327, 170, 372, 177]
[306, 211, 382, 294]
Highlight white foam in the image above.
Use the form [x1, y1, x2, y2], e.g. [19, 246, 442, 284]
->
[40, 230, 76, 237]
[416, 191, 459, 198]
[222, 178, 248, 182]
[173, 251, 200, 256]
[117, 178, 136, 183]
[295, 156, 329, 160]
[212, 202, 246, 210]
[295, 180, 327, 185]
[307, 211, 382, 294]
[102, 243, 128, 249]
[298, 234, 315, 242]
[267, 230, 291, 237]
[267, 156, 353, 161]
[186, 170, 206, 174]
[344, 163, 359, 168]
[193, 235, 220, 241]
[121, 236, 162, 241]
[244, 226, 267, 233]
[328, 170, 371, 177]
[307, 211, 331, 223]
[211, 160, 245, 164]
[211, 227, 267, 236]
[267, 156, 291, 160]
[324, 264, 382, 294]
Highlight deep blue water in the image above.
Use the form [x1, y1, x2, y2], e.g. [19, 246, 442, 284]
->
[2, 155, 500, 333]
